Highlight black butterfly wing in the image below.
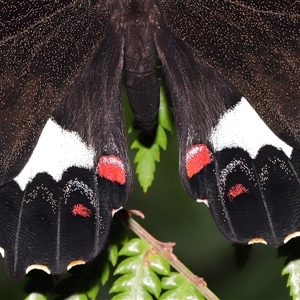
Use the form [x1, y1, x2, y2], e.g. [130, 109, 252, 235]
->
[160, 0, 300, 148]
[0, 1, 132, 279]
[0, 1, 109, 184]
[157, 1, 300, 246]
[155, 8, 242, 200]
[2, 0, 299, 280]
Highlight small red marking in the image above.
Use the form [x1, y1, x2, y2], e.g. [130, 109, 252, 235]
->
[228, 183, 249, 201]
[98, 155, 126, 185]
[72, 204, 92, 217]
[185, 144, 213, 178]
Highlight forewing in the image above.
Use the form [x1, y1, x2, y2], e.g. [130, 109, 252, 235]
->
[0, 1, 131, 279]
[0, 0, 109, 185]
[160, 0, 300, 148]
[155, 21, 242, 196]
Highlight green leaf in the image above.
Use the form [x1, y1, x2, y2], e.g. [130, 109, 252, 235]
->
[134, 144, 160, 168]
[160, 287, 204, 300]
[131, 142, 160, 192]
[141, 267, 161, 298]
[118, 238, 148, 256]
[111, 289, 153, 300]
[282, 258, 300, 299]
[115, 256, 143, 274]
[148, 253, 170, 276]
[130, 83, 173, 192]
[108, 244, 119, 267]
[24, 293, 47, 300]
[160, 273, 205, 300]
[110, 273, 136, 291]
[100, 263, 110, 286]
[86, 283, 100, 300]
[155, 125, 168, 150]
[158, 85, 173, 133]
[111, 238, 162, 299]
[111, 265, 161, 299]
[161, 272, 185, 289]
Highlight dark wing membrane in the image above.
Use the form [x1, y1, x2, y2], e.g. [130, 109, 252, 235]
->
[160, 0, 300, 148]
[0, 0, 109, 185]
[0, 168, 112, 279]
[154, 18, 242, 197]
[0, 1, 132, 279]
[0, 19, 131, 280]
[204, 146, 300, 246]
[53, 22, 132, 209]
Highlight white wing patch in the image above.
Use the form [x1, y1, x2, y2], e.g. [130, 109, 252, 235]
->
[15, 118, 95, 190]
[209, 97, 293, 158]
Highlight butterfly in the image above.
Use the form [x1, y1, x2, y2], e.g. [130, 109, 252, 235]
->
[0, 0, 299, 280]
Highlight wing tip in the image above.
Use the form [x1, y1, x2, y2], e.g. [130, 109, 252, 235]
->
[284, 231, 300, 244]
[67, 260, 86, 271]
[26, 264, 51, 275]
[248, 238, 267, 245]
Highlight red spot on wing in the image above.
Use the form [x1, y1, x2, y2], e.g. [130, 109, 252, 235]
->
[186, 144, 212, 178]
[228, 183, 249, 201]
[98, 155, 126, 185]
[72, 204, 92, 217]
